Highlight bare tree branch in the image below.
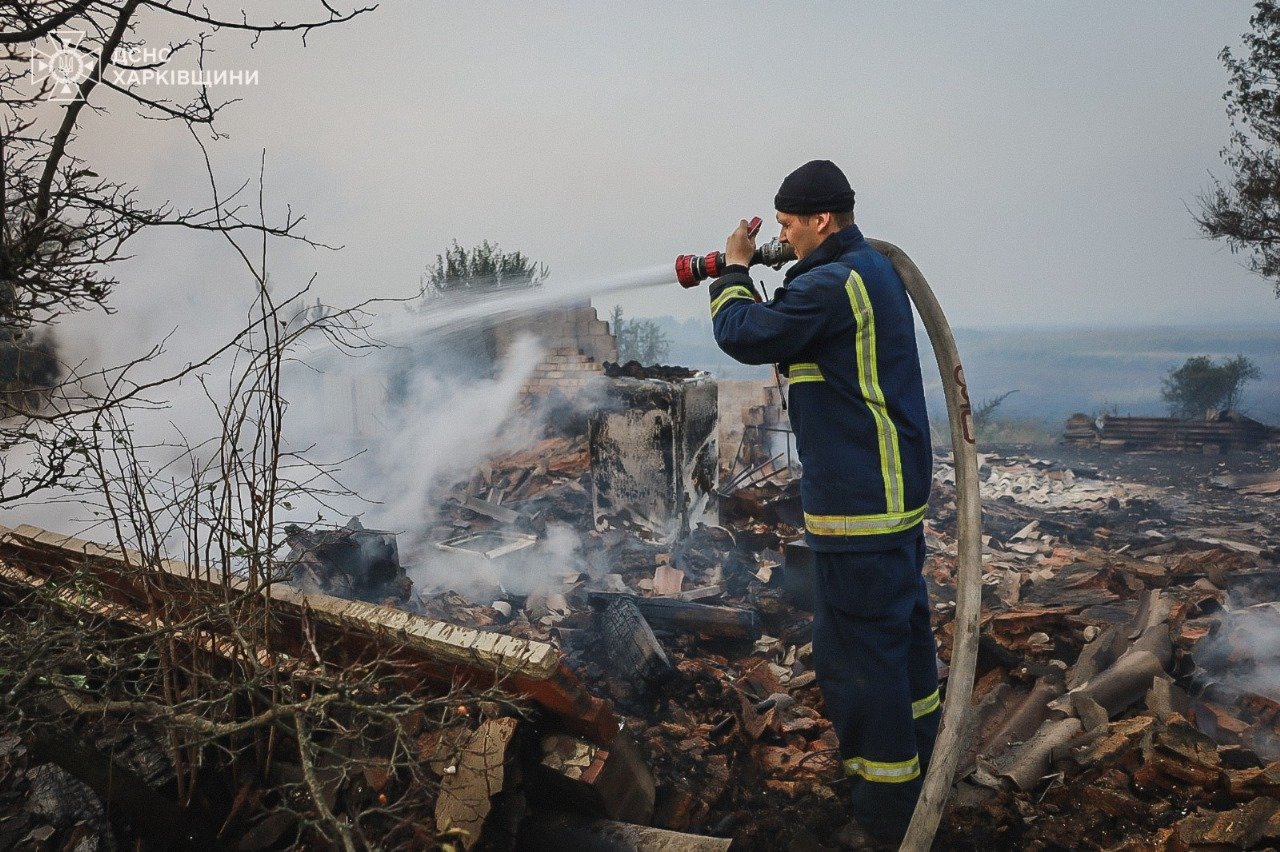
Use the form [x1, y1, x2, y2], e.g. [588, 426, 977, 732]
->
[0, 0, 96, 44]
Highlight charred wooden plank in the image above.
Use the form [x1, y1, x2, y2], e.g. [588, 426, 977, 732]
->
[1079, 783, 1148, 820]
[0, 524, 619, 744]
[587, 592, 760, 640]
[1174, 798, 1280, 848]
[1072, 715, 1155, 769]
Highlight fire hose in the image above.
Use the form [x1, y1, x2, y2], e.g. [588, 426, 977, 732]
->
[676, 235, 982, 851]
[870, 239, 982, 851]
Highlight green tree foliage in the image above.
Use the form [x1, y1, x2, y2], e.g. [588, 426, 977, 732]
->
[1161, 355, 1261, 418]
[1198, 1, 1280, 296]
[423, 240, 548, 296]
[609, 305, 671, 365]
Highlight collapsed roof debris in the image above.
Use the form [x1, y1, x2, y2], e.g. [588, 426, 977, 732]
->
[395, 373, 1277, 848]
[927, 447, 1280, 849]
[936, 453, 1150, 512]
[1212, 468, 1280, 496]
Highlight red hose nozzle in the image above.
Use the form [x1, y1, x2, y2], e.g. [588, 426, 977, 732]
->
[675, 253, 698, 288]
[674, 219, 796, 287]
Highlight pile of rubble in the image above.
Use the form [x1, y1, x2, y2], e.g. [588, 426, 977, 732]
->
[280, 416, 1270, 849]
[346, 420, 1273, 849]
[7, 356, 1276, 849]
[926, 449, 1280, 849]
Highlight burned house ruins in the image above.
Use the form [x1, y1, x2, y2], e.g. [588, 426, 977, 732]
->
[3, 302, 1279, 851]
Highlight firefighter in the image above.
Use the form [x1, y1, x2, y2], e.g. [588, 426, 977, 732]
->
[708, 160, 938, 846]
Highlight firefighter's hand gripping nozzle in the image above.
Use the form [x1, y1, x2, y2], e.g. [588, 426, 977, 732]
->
[674, 216, 798, 288]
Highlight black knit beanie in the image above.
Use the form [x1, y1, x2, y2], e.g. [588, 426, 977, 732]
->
[774, 160, 855, 215]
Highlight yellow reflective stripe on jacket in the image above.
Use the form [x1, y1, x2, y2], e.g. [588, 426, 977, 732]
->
[844, 269, 905, 514]
[787, 362, 825, 384]
[843, 754, 921, 783]
[804, 504, 926, 537]
[710, 286, 756, 318]
[912, 689, 940, 719]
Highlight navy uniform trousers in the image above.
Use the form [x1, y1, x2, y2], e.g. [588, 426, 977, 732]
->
[811, 533, 939, 840]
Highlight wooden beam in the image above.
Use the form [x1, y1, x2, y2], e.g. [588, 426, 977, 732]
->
[0, 524, 618, 744]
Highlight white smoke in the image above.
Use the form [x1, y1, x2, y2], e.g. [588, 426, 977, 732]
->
[405, 521, 587, 605]
[283, 331, 546, 555]
[503, 522, 586, 596]
[1195, 604, 1280, 703]
[1, 276, 555, 568]
[0, 263, 273, 537]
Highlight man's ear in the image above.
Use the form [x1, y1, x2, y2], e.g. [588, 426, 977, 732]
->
[815, 212, 833, 233]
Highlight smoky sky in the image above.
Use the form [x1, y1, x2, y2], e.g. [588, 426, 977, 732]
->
[59, 1, 1280, 330]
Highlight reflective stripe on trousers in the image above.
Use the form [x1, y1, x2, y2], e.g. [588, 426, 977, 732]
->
[841, 690, 939, 781]
[843, 754, 920, 783]
[804, 504, 926, 538]
[811, 535, 939, 839]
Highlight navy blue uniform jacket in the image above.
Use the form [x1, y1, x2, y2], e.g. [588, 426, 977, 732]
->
[710, 224, 931, 552]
